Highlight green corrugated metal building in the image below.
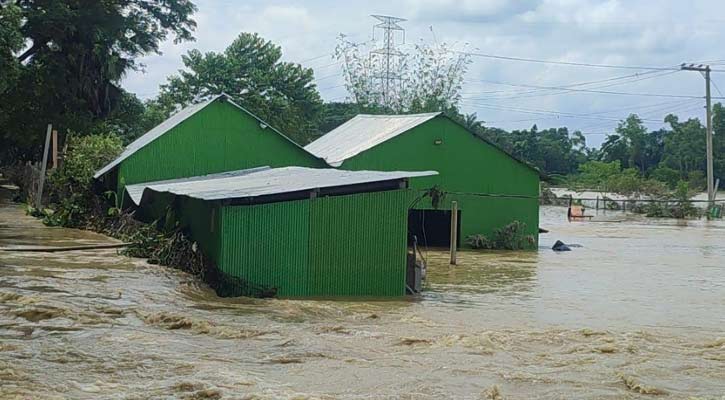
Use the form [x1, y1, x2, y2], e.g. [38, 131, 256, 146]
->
[93, 93, 326, 203]
[124, 167, 436, 297]
[304, 113, 541, 248]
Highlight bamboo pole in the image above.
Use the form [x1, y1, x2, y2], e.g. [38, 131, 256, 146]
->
[0, 243, 132, 253]
[449, 201, 458, 265]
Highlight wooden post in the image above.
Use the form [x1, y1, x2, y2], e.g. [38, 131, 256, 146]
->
[595, 196, 599, 211]
[449, 201, 458, 265]
[36, 124, 52, 210]
[622, 200, 626, 212]
[51, 130, 58, 169]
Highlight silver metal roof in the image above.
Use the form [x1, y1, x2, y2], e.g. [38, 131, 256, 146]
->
[125, 166, 437, 206]
[304, 112, 441, 167]
[94, 93, 316, 179]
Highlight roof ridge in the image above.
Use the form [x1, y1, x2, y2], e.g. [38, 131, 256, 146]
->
[356, 112, 441, 118]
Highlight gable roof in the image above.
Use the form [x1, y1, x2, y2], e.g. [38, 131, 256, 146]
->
[305, 112, 540, 175]
[125, 166, 437, 206]
[304, 112, 440, 167]
[94, 93, 318, 179]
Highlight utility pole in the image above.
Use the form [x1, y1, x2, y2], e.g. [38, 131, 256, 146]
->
[681, 63, 715, 204]
[370, 15, 406, 107]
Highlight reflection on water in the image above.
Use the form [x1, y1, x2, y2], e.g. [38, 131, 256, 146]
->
[1, 194, 725, 399]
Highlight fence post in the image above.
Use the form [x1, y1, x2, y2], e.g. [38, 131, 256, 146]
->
[35, 124, 52, 210]
[51, 130, 58, 169]
[450, 201, 458, 265]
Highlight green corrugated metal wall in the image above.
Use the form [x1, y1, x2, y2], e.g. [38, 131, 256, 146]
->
[217, 190, 409, 297]
[116, 98, 326, 200]
[220, 200, 311, 296]
[338, 116, 540, 248]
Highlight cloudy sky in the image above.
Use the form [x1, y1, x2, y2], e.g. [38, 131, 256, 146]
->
[122, 0, 725, 147]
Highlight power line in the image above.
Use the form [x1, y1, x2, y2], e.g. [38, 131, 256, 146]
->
[463, 77, 713, 99]
[462, 70, 679, 100]
[456, 50, 725, 72]
[459, 101, 664, 123]
[481, 99, 690, 124]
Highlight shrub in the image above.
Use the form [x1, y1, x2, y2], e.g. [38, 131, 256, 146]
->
[650, 166, 681, 189]
[43, 133, 122, 227]
[467, 221, 535, 250]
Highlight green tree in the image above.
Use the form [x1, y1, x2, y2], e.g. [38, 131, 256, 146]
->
[616, 114, 649, 172]
[0, 2, 23, 93]
[661, 114, 706, 175]
[155, 33, 322, 145]
[599, 114, 653, 171]
[713, 103, 725, 188]
[0, 0, 196, 162]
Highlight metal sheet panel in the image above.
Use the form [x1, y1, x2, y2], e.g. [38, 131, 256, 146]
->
[217, 189, 410, 297]
[304, 113, 441, 166]
[307, 190, 409, 297]
[219, 200, 310, 297]
[128, 166, 437, 205]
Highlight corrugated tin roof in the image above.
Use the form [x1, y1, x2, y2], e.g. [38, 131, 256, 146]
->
[126, 166, 437, 206]
[94, 93, 317, 179]
[304, 112, 441, 166]
[124, 166, 271, 205]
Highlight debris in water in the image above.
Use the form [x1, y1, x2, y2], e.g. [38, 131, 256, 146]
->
[139, 312, 272, 339]
[482, 385, 503, 400]
[316, 325, 351, 335]
[398, 337, 432, 346]
[618, 373, 667, 395]
[266, 356, 304, 364]
[552, 240, 571, 251]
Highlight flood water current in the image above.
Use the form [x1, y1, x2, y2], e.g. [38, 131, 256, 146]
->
[1, 192, 724, 399]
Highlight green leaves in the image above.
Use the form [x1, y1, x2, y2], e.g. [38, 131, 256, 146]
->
[0, 0, 196, 162]
[155, 32, 323, 145]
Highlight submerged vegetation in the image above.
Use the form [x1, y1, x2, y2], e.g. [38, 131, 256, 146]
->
[15, 134, 273, 298]
[466, 221, 535, 250]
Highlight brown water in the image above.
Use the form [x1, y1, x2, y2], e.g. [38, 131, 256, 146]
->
[1, 194, 724, 399]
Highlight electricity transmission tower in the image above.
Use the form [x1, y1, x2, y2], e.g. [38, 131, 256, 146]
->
[370, 15, 406, 107]
[680, 63, 715, 204]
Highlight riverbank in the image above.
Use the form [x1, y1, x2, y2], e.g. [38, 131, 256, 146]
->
[2, 198, 725, 398]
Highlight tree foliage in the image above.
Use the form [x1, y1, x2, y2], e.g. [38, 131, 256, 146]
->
[0, 0, 196, 162]
[154, 33, 323, 145]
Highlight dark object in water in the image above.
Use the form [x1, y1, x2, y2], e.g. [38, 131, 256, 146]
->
[539, 227, 549, 233]
[552, 240, 571, 252]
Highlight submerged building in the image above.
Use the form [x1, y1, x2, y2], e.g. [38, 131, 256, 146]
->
[94, 95, 439, 297]
[125, 166, 436, 297]
[305, 113, 541, 248]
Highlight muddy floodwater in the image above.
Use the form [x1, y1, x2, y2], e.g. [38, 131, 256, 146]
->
[1, 195, 724, 399]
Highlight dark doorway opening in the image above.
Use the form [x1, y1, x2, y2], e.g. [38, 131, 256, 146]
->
[408, 209, 461, 248]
